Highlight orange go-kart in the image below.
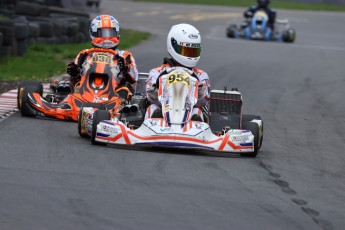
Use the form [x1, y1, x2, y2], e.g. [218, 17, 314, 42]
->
[17, 48, 131, 121]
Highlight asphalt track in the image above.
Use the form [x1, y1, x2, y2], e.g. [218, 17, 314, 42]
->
[1, 1, 345, 229]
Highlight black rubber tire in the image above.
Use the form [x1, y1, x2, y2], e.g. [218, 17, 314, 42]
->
[242, 114, 263, 149]
[14, 2, 45, 17]
[17, 39, 28, 56]
[226, 24, 237, 38]
[37, 21, 54, 37]
[17, 80, 43, 110]
[78, 107, 89, 138]
[0, 20, 14, 27]
[0, 45, 11, 58]
[0, 32, 3, 46]
[0, 25, 15, 46]
[78, 103, 106, 138]
[283, 28, 296, 43]
[20, 86, 39, 117]
[66, 23, 79, 37]
[241, 121, 259, 158]
[28, 22, 40, 38]
[91, 110, 111, 145]
[14, 23, 30, 40]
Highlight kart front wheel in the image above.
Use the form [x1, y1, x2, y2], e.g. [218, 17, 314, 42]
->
[241, 121, 259, 158]
[17, 80, 43, 110]
[226, 24, 237, 38]
[20, 86, 39, 117]
[91, 110, 111, 145]
[242, 115, 263, 149]
[78, 108, 89, 138]
[282, 28, 296, 43]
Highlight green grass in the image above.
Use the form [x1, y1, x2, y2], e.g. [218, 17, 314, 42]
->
[0, 13, 9, 19]
[0, 29, 150, 81]
[133, 0, 345, 11]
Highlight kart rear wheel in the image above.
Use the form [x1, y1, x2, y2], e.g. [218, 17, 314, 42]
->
[241, 121, 259, 158]
[20, 86, 38, 117]
[91, 110, 110, 145]
[17, 80, 43, 110]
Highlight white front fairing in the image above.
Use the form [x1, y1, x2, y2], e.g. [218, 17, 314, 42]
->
[93, 68, 256, 153]
[158, 70, 198, 124]
[94, 117, 255, 153]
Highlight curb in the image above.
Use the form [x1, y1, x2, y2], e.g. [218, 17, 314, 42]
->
[0, 83, 50, 120]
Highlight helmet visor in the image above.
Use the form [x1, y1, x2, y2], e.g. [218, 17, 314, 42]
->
[92, 28, 119, 38]
[172, 40, 201, 58]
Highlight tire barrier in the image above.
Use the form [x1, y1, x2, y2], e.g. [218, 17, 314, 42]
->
[0, 0, 101, 58]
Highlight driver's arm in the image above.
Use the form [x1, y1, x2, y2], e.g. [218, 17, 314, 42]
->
[145, 67, 163, 105]
[195, 72, 210, 108]
[244, 6, 256, 18]
[119, 51, 138, 84]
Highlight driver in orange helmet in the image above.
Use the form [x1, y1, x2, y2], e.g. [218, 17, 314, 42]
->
[52, 15, 138, 99]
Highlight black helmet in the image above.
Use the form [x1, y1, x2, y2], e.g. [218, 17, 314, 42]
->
[257, 0, 270, 8]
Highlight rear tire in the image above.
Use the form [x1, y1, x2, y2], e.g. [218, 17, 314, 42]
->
[20, 86, 38, 117]
[241, 121, 259, 158]
[17, 80, 43, 110]
[91, 110, 110, 145]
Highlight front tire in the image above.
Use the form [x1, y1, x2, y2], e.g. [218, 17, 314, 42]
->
[226, 24, 237, 38]
[241, 121, 259, 158]
[282, 28, 296, 43]
[78, 107, 89, 138]
[17, 80, 43, 110]
[242, 114, 263, 149]
[20, 86, 39, 117]
[79, 103, 107, 138]
[91, 110, 111, 145]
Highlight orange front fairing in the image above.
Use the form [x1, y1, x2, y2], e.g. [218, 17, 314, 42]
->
[28, 92, 122, 121]
[26, 48, 125, 121]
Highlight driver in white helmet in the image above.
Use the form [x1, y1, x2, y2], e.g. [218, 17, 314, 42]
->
[145, 23, 210, 122]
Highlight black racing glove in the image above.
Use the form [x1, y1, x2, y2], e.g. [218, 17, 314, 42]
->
[66, 62, 80, 78]
[118, 56, 129, 72]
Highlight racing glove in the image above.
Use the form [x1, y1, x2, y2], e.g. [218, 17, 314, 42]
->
[118, 56, 129, 72]
[198, 83, 205, 99]
[66, 62, 80, 78]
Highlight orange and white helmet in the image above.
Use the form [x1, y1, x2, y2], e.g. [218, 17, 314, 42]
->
[167, 23, 201, 68]
[89, 15, 120, 49]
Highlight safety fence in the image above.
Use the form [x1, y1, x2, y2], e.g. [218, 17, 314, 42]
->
[0, 0, 101, 58]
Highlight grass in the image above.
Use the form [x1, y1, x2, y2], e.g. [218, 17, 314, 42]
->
[0, 29, 150, 81]
[133, 0, 345, 11]
[0, 14, 9, 20]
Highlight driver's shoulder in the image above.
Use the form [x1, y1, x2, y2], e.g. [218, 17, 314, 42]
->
[193, 67, 208, 77]
[117, 49, 133, 57]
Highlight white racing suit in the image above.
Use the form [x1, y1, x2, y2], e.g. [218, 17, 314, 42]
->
[145, 59, 210, 121]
